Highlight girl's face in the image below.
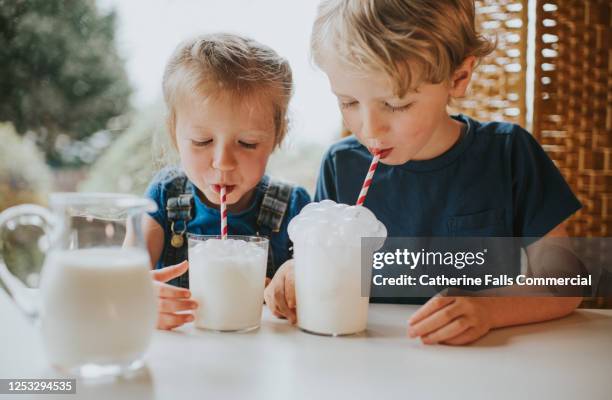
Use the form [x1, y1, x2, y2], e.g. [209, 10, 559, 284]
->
[321, 57, 466, 165]
[174, 93, 276, 211]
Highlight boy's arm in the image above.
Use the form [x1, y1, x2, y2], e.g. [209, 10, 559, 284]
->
[408, 221, 582, 345]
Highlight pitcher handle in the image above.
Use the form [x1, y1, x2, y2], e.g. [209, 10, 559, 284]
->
[0, 204, 58, 321]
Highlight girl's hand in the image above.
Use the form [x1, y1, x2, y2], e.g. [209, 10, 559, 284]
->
[407, 295, 494, 345]
[150, 261, 198, 330]
[263, 259, 297, 324]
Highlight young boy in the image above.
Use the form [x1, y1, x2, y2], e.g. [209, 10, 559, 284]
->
[265, 0, 582, 345]
[144, 33, 311, 330]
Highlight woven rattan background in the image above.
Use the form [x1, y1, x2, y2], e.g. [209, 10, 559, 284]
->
[452, 0, 528, 127]
[532, 0, 611, 237]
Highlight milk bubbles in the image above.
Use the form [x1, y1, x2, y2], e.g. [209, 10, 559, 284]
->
[288, 200, 387, 247]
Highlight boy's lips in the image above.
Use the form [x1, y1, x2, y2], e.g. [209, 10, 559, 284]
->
[368, 147, 393, 159]
[211, 184, 236, 194]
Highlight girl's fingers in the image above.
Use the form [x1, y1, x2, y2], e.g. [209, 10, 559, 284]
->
[156, 282, 191, 298]
[285, 270, 296, 309]
[420, 316, 472, 344]
[151, 261, 189, 283]
[408, 295, 455, 325]
[408, 302, 462, 338]
[157, 312, 194, 330]
[158, 298, 198, 313]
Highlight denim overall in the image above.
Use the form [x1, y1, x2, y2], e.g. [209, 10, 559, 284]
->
[161, 170, 294, 288]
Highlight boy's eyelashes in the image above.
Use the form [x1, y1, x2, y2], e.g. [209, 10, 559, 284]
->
[190, 139, 259, 149]
[338, 100, 415, 112]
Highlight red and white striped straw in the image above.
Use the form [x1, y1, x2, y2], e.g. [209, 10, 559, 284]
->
[220, 186, 228, 239]
[356, 149, 380, 206]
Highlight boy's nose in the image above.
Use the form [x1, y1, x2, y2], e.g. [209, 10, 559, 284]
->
[212, 145, 237, 171]
[360, 108, 388, 142]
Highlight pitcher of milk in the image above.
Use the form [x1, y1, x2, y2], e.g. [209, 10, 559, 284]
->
[0, 193, 158, 378]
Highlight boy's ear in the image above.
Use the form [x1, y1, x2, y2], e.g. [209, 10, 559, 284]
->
[449, 56, 477, 98]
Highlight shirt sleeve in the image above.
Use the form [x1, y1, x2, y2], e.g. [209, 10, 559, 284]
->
[511, 127, 582, 236]
[314, 148, 338, 202]
[143, 175, 167, 229]
[287, 186, 312, 221]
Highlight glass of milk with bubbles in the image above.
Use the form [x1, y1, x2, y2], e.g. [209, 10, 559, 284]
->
[188, 234, 268, 332]
[0, 193, 157, 378]
[288, 200, 387, 336]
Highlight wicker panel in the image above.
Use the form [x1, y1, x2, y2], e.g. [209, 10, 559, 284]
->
[532, 0, 612, 237]
[452, 0, 528, 127]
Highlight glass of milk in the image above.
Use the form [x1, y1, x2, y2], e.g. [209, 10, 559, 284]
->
[288, 200, 387, 336]
[188, 234, 268, 332]
[0, 193, 158, 378]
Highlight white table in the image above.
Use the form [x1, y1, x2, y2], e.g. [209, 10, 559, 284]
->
[1, 289, 611, 400]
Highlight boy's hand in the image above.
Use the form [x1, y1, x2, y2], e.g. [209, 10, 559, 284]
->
[407, 295, 493, 345]
[263, 259, 297, 324]
[150, 261, 198, 330]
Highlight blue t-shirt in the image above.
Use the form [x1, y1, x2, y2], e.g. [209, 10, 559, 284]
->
[315, 114, 581, 238]
[145, 168, 311, 273]
[315, 114, 581, 303]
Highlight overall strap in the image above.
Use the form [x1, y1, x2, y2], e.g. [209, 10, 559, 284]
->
[256, 176, 295, 277]
[162, 170, 193, 288]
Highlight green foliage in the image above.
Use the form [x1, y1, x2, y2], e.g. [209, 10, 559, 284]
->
[80, 104, 174, 195]
[0, 0, 132, 165]
[0, 122, 50, 286]
[0, 122, 52, 210]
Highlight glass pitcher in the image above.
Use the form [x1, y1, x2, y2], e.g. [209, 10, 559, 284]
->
[0, 193, 158, 378]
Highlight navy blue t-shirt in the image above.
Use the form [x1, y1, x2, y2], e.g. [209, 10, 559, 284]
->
[315, 114, 581, 238]
[145, 169, 311, 273]
[316, 115, 581, 304]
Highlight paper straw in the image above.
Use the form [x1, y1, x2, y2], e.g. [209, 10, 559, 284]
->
[356, 150, 380, 206]
[220, 186, 228, 239]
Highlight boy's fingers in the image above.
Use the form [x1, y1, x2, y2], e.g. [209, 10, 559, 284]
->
[151, 261, 189, 283]
[158, 298, 198, 313]
[157, 312, 194, 330]
[408, 295, 455, 326]
[156, 282, 191, 298]
[420, 316, 471, 344]
[408, 302, 461, 338]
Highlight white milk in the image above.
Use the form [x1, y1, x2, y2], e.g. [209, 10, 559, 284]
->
[189, 238, 267, 331]
[39, 247, 156, 369]
[288, 201, 387, 335]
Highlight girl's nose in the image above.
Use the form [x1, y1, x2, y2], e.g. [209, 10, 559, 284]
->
[212, 144, 237, 171]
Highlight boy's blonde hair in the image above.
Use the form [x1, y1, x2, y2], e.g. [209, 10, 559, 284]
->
[311, 0, 495, 96]
[163, 33, 293, 147]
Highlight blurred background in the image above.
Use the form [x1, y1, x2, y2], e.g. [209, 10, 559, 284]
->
[0, 1, 610, 302]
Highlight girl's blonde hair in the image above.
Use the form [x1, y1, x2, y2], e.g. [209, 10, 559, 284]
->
[162, 33, 293, 147]
[311, 0, 495, 96]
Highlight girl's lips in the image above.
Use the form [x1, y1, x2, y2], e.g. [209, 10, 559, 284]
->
[211, 184, 236, 194]
[368, 147, 393, 159]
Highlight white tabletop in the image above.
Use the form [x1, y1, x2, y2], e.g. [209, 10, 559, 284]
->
[1, 289, 611, 400]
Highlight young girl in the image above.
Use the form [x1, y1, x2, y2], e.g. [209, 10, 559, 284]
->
[265, 0, 583, 344]
[145, 33, 310, 330]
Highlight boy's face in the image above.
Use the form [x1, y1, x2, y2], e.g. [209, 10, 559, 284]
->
[322, 57, 461, 165]
[174, 92, 276, 210]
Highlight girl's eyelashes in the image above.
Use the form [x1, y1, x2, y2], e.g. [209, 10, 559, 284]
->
[191, 139, 212, 147]
[340, 100, 358, 109]
[190, 139, 258, 149]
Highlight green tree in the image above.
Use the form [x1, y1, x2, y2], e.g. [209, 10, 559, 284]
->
[0, 0, 131, 165]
